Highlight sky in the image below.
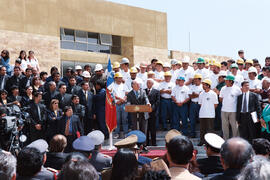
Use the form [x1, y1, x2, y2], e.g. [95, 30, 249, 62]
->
[107, 0, 270, 64]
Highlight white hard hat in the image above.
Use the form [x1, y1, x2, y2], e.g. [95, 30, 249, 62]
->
[82, 71, 91, 78]
[182, 56, 190, 63]
[163, 62, 171, 68]
[94, 64, 103, 72]
[170, 59, 178, 65]
[121, 57, 130, 64]
[75, 65, 82, 70]
[218, 70, 227, 77]
[248, 67, 257, 74]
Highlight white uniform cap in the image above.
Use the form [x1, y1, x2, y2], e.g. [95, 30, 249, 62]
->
[87, 130, 105, 145]
[121, 57, 130, 64]
[182, 56, 190, 63]
[75, 65, 82, 70]
[248, 67, 257, 74]
[82, 71, 91, 78]
[204, 133, 225, 149]
[218, 71, 227, 77]
[94, 64, 103, 71]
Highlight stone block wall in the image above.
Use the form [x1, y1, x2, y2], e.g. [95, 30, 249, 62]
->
[0, 30, 60, 73]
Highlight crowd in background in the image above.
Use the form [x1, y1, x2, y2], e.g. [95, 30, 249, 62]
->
[1, 48, 270, 179]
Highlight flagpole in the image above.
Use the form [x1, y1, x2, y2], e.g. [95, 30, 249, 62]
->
[107, 53, 114, 150]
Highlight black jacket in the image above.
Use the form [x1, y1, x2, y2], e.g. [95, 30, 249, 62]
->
[78, 89, 94, 118]
[197, 156, 224, 176]
[6, 74, 24, 92]
[0, 74, 9, 90]
[127, 89, 150, 105]
[54, 93, 72, 110]
[28, 102, 47, 127]
[210, 168, 240, 180]
[66, 84, 81, 95]
[145, 88, 160, 112]
[57, 115, 84, 138]
[236, 91, 261, 122]
[19, 76, 32, 95]
[71, 103, 85, 120]
[45, 152, 69, 170]
[43, 90, 59, 109]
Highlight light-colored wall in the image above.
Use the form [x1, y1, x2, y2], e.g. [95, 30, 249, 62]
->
[0, 29, 60, 73]
[0, 0, 167, 50]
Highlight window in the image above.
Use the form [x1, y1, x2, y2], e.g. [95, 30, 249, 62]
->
[99, 33, 112, 46]
[60, 28, 121, 55]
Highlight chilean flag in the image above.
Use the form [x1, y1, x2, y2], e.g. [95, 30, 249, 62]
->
[105, 58, 117, 133]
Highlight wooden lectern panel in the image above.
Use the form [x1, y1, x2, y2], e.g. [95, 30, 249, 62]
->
[125, 105, 152, 112]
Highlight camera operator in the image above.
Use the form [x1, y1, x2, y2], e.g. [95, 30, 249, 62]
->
[28, 91, 47, 142]
[0, 107, 9, 150]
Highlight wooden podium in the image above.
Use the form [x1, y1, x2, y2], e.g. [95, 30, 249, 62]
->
[125, 105, 152, 113]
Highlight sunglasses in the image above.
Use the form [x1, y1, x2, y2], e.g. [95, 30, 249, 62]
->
[53, 102, 59, 104]
[1, 52, 6, 55]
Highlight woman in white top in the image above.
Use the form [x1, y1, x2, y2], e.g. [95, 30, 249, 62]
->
[17, 50, 28, 73]
[27, 50, 40, 72]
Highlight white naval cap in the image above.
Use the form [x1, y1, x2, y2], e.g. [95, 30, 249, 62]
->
[87, 130, 105, 145]
[204, 133, 225, 149]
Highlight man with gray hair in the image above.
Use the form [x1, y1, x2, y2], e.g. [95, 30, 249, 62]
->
[210, 137, 254, 180]
[127, 79, 150, 135]
[238, 155, 270, 180]
[0, 152, 16, 180]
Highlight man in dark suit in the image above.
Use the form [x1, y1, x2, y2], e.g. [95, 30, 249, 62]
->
[236, 81, 261, 142]
[6, 66, 24, 93]
[57, 106, 84, 152]
[7, 85, 22, 107]
[19, 67, 32, 95]
[127, 80, 151, 135]
[66, 76, 81, 95]
[0, 66, 9, 91]
[28, 91, 47, 142]
[78, 81, 94, 134]
[71, 95, 85, 123]
[43, 81, 59, 108]
[145, 79, 160, 146]
[54, 84, 72, 110]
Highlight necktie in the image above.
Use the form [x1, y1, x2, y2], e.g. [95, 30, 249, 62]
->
[243, 93, 247, 113]
[65, 118, 70, 136]
[37, 104, 41, 120]
[135, 91, 139, 99]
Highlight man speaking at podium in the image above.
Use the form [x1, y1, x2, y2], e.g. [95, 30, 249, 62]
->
[127, 80, 151, 135]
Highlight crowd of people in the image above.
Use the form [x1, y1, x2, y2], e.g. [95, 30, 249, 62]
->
[1, 48, 270, 179]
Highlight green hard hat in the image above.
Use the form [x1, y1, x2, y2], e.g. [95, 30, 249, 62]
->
[197, 57, 205, 64]
[230, 63, 238, 69]
[225, 75, 235, 81]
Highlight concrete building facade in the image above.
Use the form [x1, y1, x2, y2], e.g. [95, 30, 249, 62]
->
[0, 0, 230, 73]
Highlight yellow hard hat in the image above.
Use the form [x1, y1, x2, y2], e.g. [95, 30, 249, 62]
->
[245, 59, 253, 65]
[214, 62, 221, 68]
[177, 61, 182, 65]
[114, 72, 123, 78]
[237, 59, 244, 65]
[156, 60, 163, 66]
[202, 79, 212, 86]
[147, 71, 155, 75]
[194, 74, 202, 79]
[113, 62, 120, 69]
[164, 71, 172, 76]
[130, 67, 138, 73]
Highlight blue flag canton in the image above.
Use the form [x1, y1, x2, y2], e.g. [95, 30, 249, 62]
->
[106, 58, 114, 87]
